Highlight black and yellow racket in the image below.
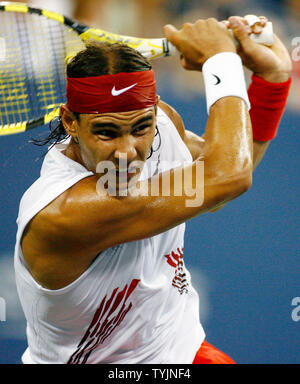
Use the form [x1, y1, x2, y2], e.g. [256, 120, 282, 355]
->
[0, 2, 274, 136]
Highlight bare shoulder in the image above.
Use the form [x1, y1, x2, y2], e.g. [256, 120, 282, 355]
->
[158, 100, 186, 141]
[20, 175, 114, 288]
[158, 100, 205, 161]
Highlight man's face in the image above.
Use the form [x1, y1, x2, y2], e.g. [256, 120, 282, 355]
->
[72, 106, 157, 189]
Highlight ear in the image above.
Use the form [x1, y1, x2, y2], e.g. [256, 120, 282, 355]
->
[60, 105, 79, 140]
[154, 95, 161, 115]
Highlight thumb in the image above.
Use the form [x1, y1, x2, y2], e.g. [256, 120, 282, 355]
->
[228, 16, 255, 51]
[163, 24, 180, 47]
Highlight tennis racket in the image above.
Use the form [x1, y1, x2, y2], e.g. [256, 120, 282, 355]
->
[0, 2, 274, 136]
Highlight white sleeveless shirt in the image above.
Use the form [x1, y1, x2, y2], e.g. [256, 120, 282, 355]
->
[14, 107, 205, 364]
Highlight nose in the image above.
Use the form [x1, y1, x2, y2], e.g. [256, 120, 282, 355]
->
[114, 135, 138, 164]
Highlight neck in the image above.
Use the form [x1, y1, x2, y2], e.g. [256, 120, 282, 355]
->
[63, 139, 85, 167]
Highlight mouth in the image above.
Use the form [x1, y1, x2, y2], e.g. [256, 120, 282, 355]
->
[99, 161, 145, 191]
[96, 166, 142, 196]
[116, 169, 138, 181]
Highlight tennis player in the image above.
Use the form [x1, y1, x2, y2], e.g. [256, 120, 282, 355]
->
[15, 16, 291, 364]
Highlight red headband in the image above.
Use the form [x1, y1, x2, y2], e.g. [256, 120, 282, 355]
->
[66, 70, 157, 114]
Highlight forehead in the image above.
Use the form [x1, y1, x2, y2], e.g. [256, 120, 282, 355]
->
[83, 107, 156, 126]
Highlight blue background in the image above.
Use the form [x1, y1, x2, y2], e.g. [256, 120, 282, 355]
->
[0, 83, 299, 363]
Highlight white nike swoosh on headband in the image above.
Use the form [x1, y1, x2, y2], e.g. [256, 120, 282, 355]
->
[111, 83, 138, 96]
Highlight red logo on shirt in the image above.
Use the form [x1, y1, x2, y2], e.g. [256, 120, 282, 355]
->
[164, 247, 189, 294]
[68, 278, 140, 364]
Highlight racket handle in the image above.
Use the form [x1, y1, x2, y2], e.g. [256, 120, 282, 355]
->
[165, 21, 274, 57]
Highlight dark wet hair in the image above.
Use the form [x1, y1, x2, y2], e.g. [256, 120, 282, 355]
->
[31, 41, 160, 158]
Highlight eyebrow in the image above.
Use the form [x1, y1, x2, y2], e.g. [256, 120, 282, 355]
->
[91, 115, 154, 131]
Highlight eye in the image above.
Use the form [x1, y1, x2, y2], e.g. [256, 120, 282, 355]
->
[132, 125, 150, 135]
[96, 130, 118, 139]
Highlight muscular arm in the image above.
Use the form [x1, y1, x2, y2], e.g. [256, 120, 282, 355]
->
[22, 97, 252, 288]
[29, 100, 252, 247]
[166, 16, 291, 179]
[159, 99, 269, 170]
[22, 19, 253, 289]
[158, 97, 271, 216]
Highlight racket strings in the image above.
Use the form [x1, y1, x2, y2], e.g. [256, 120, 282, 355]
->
[1, 12, 36, 125]
[0, 12, 26, 126]
[0, 10, 84, 130]
[32, 14, 63, 113]
[0, 5, 166, 135]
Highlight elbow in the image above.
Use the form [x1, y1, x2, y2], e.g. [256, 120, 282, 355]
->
[232, 169, 253, 197]
[207, 171, 252, 213]
[228, 154, 253, 197]
[219, 168, 253, 202]
[240, 174, 252, 194]
[204, 160, 253, 211]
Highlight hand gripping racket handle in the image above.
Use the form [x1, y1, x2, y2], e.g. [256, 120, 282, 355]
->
[163, 19, 274, 57]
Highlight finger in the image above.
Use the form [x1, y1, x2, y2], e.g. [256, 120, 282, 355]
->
[221, 20, 230, 28]
[229, 15, 248, 26]
[258, 16, 268, 26]
[228, 16, 251, 34]
[244, 14, 264, 34]
[180, 56, 199, 71]
[163, 24, 180, 46]
[244, 14, 261, 27]
[228, 16, 255, 51]
[252, 24, 264, 34]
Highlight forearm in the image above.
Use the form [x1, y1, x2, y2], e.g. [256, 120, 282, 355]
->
[252, 140, 270, 170]
[248, 73, 291, 170]
[254, 68, 291, 84]
[203, 97, 252, 182]
[209, 71, 291, 214]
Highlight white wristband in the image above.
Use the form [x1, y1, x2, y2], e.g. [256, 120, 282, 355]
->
[202, 52, 250, 114]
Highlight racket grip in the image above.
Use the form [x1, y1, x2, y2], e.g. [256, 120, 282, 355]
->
[232, 20, 274, 46]
[166, 21, 274, 57]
